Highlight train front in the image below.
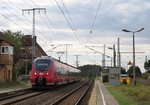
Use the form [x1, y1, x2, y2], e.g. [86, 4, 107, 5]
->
[30, 57, 54, 87]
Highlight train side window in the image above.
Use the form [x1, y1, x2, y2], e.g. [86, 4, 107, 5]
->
[61, 67, 64, 74]
[54, 68, 57, 74]
[57, 67, 61, 75]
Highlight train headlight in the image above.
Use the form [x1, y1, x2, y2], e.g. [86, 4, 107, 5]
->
[46, 72, 49, 75]
[34, 72, 37, 75]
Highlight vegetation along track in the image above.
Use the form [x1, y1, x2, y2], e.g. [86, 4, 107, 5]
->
[50, 80, 94, 105]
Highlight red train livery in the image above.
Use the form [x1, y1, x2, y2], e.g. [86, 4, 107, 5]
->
[30, 56, 81, 87]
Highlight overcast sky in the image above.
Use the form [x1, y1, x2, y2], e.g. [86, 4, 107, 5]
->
[0, 0, 150, 72]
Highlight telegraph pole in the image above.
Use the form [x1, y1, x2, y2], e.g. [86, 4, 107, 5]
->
[22, 8, 46, 62]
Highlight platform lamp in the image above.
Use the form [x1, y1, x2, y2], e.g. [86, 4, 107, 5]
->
[122, 28, 144, 86]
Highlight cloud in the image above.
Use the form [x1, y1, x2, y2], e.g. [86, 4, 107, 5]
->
[0, 0, 149, 72]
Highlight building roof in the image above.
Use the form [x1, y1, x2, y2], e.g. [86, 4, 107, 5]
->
[36, 43, 47, 56]
[23, 35, 47, 56]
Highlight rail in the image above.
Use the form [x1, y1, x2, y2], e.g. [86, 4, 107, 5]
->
[51, 80, 93, 105]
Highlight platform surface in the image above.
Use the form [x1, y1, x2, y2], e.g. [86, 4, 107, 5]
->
[89, 80, 119, 105]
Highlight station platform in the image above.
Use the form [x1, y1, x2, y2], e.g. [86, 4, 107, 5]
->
[0, 83, 31, 94]
[89, 80, 119, 105]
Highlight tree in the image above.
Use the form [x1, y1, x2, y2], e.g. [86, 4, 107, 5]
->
[2, 30, 24, 81]
[127, 66, 142, 77]
[78, 64, 101, 78]
[144, 60, 150, 71]
[3, 30, 24, 64]
[141, 72, 149, 80]
[121, 67, 127, 74]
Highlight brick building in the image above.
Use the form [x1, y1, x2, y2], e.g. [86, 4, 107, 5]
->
[19, 35, 47, 59]
[18, 35, 47, 74]
[0, 32, 14, 82]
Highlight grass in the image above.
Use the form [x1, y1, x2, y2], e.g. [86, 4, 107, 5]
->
[0, 81, 28, 89]
[107, 83, 150, 105]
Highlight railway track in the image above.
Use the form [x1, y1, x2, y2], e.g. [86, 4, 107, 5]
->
[0, 88, 32, 101]
[50, 80, 94, 105]
[0, 89, 47, 105]
[0, 79, 91, 105]
[0, 85, 58, 105]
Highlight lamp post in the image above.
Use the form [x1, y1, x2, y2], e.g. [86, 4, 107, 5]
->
[122, 28, 144, 85]
[108, 45, 116, 67]
[107, 56, 113, 67]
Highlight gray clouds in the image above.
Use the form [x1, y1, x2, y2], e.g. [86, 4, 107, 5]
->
[0, 0, 150, 71]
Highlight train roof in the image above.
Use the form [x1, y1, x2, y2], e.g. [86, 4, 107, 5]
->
[34, 56, 52, 60]
[34, 56, 80, 70]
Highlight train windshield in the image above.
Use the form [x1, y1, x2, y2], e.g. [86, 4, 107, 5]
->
[35, 60, 51, 71]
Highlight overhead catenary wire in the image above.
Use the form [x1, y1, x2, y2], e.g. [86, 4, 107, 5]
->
[25, 0, 63, 44]
[45, 14, 65, 41]
[0, 2, 32, 27]
[2, 0, 73, 55]
[60, 0, 77, 31]
[60, 0, 84, 44]
[1, 0, 48, 43]
[54, 0, 95, 62]
[29, 0, 62, 43]
[1, 14, 32, 34]
[20, 0, 55, 45]
[54, 0, 74, 31]
[0, 2, 32, 34]
[90, 0, 102, 33]
[85, 0, 102, 43]
[22, 0, 33, 8]
[30, 0, 38, 7]
[54, 0, 83, 45]
[28, 0, 70, 51]
[1, 0, 104, 66]
[59, 0, 103, 61]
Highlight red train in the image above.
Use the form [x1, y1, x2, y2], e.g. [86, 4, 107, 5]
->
[30, 56, 81, 87]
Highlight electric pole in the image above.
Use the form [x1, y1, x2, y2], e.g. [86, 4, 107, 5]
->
[102, 44, 106, 68]
[22, 8, 46, 62]
[145, 56, 148, 62]
[104, 44, 106, 67]
[108, 45, 116, 67]
[57, 51, 64, 61]
[74, 55, 80, 68]
[113, 45, 116, 67]
[64, 44, 72, 64]
[117, 38, 121, 67]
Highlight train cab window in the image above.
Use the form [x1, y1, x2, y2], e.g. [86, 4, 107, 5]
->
[35, 60, 51, 71]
